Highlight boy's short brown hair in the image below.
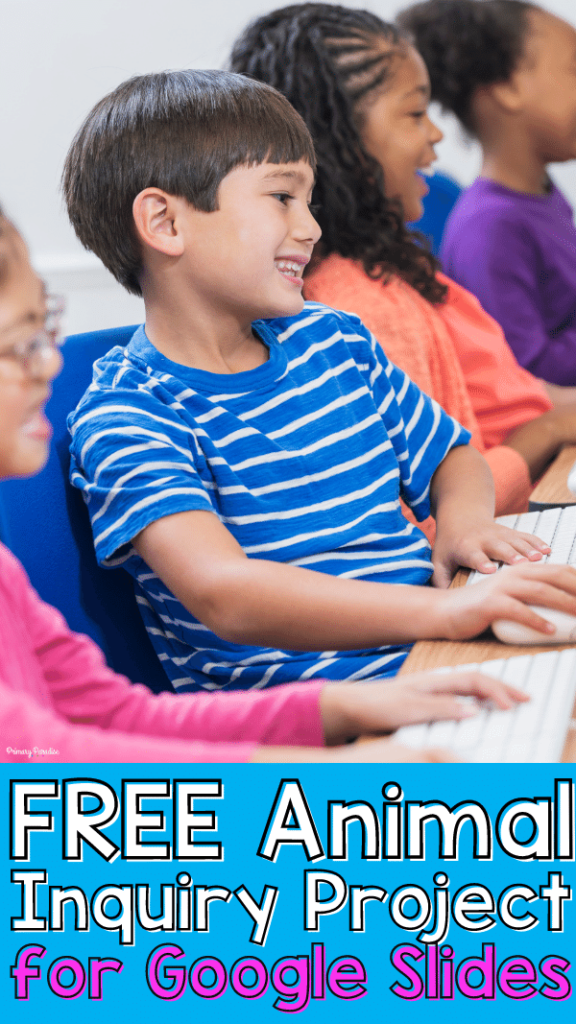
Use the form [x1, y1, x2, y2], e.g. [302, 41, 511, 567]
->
[62, 70, 316, 296]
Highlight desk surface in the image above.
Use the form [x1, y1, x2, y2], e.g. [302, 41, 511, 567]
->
[400, 448, 576, 760]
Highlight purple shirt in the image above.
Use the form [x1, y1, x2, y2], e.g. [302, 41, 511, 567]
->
[441, 178, 576, 385]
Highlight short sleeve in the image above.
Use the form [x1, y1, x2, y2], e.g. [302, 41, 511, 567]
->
[68, 382, 216, 565]
[338, 312, 471, 521]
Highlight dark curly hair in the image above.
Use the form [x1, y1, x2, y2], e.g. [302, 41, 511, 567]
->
[398, 0, 537, 135]
[230, 3, 446, 305]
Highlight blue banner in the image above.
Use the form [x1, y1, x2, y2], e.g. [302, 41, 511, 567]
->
[1, 764, 574, 1022]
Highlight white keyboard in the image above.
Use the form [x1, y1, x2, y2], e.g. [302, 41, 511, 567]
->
[467, 505, 576, 586]
[395, 649, 576, 762]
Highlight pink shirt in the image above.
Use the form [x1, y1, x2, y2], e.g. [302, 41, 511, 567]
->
[0, 543, 324, 763]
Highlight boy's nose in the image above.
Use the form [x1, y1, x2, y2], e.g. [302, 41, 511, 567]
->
[293, 204, 322, 245]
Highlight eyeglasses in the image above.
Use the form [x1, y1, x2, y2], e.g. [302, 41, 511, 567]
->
[0, 294, 65, 376]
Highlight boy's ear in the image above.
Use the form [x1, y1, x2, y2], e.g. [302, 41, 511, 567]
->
[132, 189, 185, 256]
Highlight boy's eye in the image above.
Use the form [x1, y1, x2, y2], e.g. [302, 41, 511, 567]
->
[272, 192, 292, 204]
[410, 110, 426, 119]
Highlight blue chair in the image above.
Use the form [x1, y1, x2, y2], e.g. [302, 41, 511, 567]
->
[0, 325, 171, 693]
[408, 170, 462, 256]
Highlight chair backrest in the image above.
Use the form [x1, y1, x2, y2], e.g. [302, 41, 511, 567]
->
[0, 325, 171, 693]
[408, 170, 463, 256]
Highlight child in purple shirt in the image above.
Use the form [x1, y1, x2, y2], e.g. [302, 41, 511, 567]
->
[441, 178, 576, 386]
[401, 0, 576, 386]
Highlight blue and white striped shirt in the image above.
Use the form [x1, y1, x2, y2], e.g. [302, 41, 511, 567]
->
[68, 303, 470, 691]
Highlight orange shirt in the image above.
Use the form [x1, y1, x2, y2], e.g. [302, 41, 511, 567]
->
[436, 271, 552, 448]
[305, 255, 551, 525]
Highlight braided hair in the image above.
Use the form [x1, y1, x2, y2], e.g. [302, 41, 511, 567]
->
[230, 3, 446, 304]
[398, 0, 537, 134]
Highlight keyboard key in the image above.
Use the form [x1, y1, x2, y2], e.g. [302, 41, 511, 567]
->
[515, 511, 541, 534]
[501, 655, 533, 691]
[533, 507, 561, 550]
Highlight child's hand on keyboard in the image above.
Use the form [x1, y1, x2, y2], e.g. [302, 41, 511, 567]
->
[441, 562, 576, 640]
[432, 513, 551, 589]
[319, 670, 527, 743]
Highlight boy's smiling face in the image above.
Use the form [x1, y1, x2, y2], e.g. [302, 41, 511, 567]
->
[171, 159, 321, 328]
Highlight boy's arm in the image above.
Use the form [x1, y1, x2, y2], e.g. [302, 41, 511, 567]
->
[134, 510, 448, 647]
[133, 507, 576, 647]
[429, 445, 550, 589]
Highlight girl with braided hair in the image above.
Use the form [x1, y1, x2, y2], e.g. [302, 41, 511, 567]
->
[230, 2, 576, 524]
[400, 0, 576, 386]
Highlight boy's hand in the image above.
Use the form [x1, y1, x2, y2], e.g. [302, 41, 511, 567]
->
[432, 513, 551, 589]
[319, 670, 527, 745]
[441, 561, 576, 641]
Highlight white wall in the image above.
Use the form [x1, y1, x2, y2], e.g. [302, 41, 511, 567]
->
[1, 0, 574, 334]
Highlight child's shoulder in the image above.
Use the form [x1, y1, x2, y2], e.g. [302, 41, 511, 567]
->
[449, 177, 565, 230]
[67, 325, 179, 431]
[449, 179, 523, 226]
[262, 300, 371, 344]
[443, 180, 539, 262]
[75, 325, 153, 394]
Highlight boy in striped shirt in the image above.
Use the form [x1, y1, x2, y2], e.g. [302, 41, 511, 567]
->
[65, 70, 563, 693]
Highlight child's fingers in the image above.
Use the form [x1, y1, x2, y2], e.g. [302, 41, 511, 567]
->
[407, 670, 528, 707]
[498, 537, 546, 562]
[488, 595, 557, 635]
[403, 693, 481, 722]
[400, 689, 519, 723]
[452, 677, 527, 708]
[476, 536, 544, 566]
[457, 545, 499, 574]
[514, 531, 552, 555]
[447, 564, 576, 641]
[505, 567, 576, 610]
[466, 530, 551, 571]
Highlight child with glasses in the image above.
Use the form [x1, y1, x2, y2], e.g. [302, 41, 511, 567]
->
[63, 70, 574, 697]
